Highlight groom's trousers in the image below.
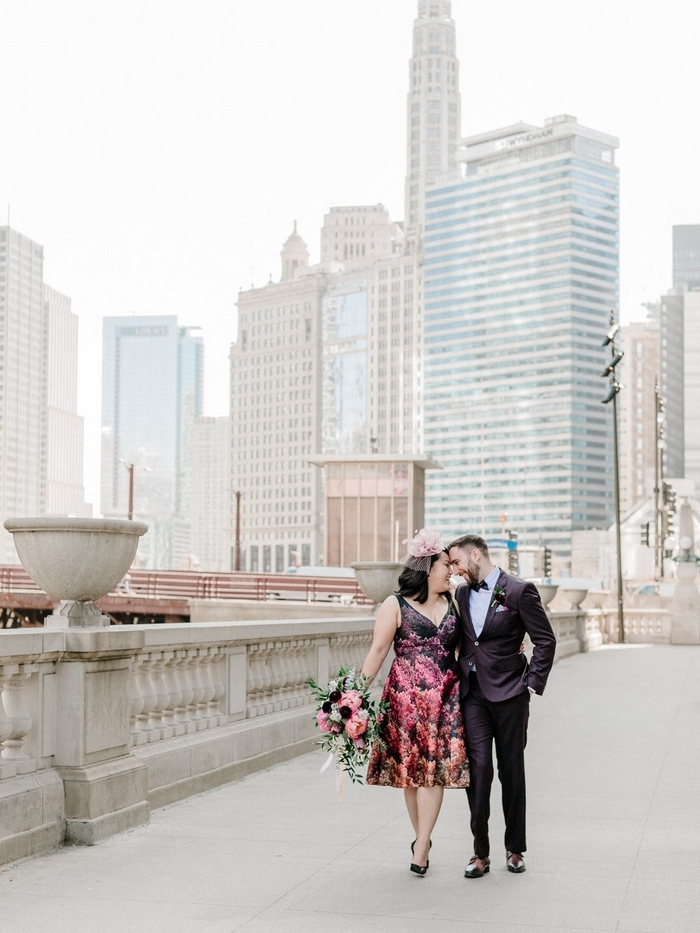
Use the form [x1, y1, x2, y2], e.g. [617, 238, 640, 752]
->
[461, 672, 530, 858]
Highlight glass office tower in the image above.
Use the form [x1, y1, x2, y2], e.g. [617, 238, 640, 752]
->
[423, 115, 619, 563]
[322, 278, 368, 455]
[101, 316, 203, 567]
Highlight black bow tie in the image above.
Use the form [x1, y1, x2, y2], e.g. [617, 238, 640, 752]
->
[470, 579, 489, 592]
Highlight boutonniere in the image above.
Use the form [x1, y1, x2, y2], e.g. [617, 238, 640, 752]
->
[490, 584, 508, 611]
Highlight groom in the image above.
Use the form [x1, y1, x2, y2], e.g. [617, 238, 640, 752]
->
[448, 535, 556, 877]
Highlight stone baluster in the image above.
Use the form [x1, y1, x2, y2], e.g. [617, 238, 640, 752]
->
[300, 640, 315, 705]
[287, 640, 302, 708]
[277, 644, 293, 710]
[269, 642, 284, 712]
[260, 643, 275, 715]
[247, 644, 264, 717]
[197, 649, 217, 727]
[0, 667, 13, 775]
[207, 650, 226, 725]
[1, 663, 37, 767]
[130, 657, 146, 744]
[187, 650, 206, 727]
[134, 654, 157, 742]
[162, 652, 183, 735]
[148, 652, 172, 740]
[174, 651, 195, 732]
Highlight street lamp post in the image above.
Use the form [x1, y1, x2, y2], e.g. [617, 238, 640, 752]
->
[234, 490, 241, 572]
[654, 380, 665, 580]
[601, 312, 625, 643]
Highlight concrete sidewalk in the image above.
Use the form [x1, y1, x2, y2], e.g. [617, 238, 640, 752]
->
[0, 644, 698, 933]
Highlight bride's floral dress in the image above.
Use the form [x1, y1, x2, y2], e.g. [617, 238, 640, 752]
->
[366, 594, 469, 788]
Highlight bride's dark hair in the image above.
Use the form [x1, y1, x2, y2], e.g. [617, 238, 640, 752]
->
[396, 549, 448, 604]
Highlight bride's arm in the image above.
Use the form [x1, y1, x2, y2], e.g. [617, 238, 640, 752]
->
[361, 595, 400, 682]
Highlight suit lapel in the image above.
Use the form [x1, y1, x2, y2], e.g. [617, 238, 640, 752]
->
[480, 569, 508, 637]
[457, 583, 477, 639]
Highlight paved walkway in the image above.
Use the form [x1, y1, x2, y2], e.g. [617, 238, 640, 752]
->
[1, 644, 699, 933]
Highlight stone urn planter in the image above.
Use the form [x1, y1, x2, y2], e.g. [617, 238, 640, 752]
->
[561, 588, 588, 610]
[4, 517, 148, 628]
[527, 580, 558, 608]
[351, 561, 403, 604]
[586, 589, 609, 609]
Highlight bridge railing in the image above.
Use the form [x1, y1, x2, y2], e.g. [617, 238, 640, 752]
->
[0, 604, 664, 866]
[0, 565, 373, 606]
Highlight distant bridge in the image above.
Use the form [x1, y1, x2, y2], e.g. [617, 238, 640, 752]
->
[0, 566, 372, 626]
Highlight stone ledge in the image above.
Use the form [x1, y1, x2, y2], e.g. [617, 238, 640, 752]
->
[0, 819, 65, 866]
[134, 705, 319, 809]
[65, 800, 150, 846]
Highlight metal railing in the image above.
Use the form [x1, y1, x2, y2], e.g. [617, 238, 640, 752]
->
[0, 565, 372, 605]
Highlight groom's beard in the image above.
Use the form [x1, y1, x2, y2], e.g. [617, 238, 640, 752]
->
[465, 565, 480, 586]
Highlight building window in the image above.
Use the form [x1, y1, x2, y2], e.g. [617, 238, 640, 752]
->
[250, 545, 259, 572]
[263, 545, 271, 572]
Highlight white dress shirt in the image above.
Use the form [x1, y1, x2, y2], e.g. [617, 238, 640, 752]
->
[469, 565, 501, 637]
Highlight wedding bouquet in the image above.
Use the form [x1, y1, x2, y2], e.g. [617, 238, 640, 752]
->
[308, 667, 386, 785]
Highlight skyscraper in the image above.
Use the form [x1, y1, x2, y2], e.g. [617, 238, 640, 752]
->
[423, 115, 620, 562]
[0, 227, 90, 562]
[320, 205, 401, 269]
[683, 290, 700, 492]
[44, 285, 92, 518]
[673, 225, 700, 291]
[230, 227, 325, 571]
[189, 416, 231, 571]
[404, 0, 461, 237]
[644, 294, 684, 479]
[0, 227, 46, 561]
[101, 316, 203, 568]
[617, 318, 661, 516]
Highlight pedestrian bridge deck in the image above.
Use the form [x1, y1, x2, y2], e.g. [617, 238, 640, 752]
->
[1, 644, 697, 933]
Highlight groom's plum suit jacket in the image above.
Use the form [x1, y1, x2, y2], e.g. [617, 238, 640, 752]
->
[455, 570, 556, 702]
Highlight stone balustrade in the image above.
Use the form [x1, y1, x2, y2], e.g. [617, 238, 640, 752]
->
[0, 606, 663, 866]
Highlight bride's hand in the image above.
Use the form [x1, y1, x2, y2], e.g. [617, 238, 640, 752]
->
[519, 641, 526, 654]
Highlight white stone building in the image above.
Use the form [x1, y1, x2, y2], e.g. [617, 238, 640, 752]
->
[618, 318, 661, 517]
[44, 285, 92, 519]
[231, 227, 326, 571]
[684, 290, 700, 492]
[190, 416, 231, 571]
[0, 227, 91, 562]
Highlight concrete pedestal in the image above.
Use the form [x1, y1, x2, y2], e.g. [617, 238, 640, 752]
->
[670, 561, 700, 644]
[54, 629, 149, 844]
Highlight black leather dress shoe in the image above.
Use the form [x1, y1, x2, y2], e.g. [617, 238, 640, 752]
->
[506, 852, 526, 873]
[464, 855, 490, 878]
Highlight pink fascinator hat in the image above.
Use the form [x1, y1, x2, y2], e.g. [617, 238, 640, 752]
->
[402, 528, 445, 573]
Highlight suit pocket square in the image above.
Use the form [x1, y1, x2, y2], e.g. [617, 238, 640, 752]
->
[494, 605, 509, 613]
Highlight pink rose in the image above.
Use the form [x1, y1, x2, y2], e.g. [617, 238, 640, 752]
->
[339, 690, 362, 712]
[316, 711, 333, 733]
[345, 711, 369, 739]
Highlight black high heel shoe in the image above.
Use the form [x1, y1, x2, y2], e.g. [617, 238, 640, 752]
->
[410, 838, 432, 874]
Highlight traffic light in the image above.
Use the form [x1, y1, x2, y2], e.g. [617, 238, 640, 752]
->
[542, 545, 552, 579]
[507, 530, 518, 574]
[640, 522, 650, 547]
[662, 482, 676, 513]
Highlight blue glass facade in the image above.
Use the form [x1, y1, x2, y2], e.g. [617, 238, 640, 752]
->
[423, 120, 619, 560]
[101, 315, 203, 566]
[322, 282, 368, 455]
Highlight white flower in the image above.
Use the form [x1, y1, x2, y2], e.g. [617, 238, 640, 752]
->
[329, 709, 342, 723]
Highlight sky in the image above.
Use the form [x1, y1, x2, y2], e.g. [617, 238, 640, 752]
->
[1, 0, 699, 510]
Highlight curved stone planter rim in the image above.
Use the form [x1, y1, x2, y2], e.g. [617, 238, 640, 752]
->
[4, 517, 148, 536]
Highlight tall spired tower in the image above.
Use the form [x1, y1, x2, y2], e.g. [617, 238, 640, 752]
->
[404, 0, 461, 237]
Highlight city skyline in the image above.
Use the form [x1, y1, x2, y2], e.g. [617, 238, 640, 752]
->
[1, 1, 699, 508]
